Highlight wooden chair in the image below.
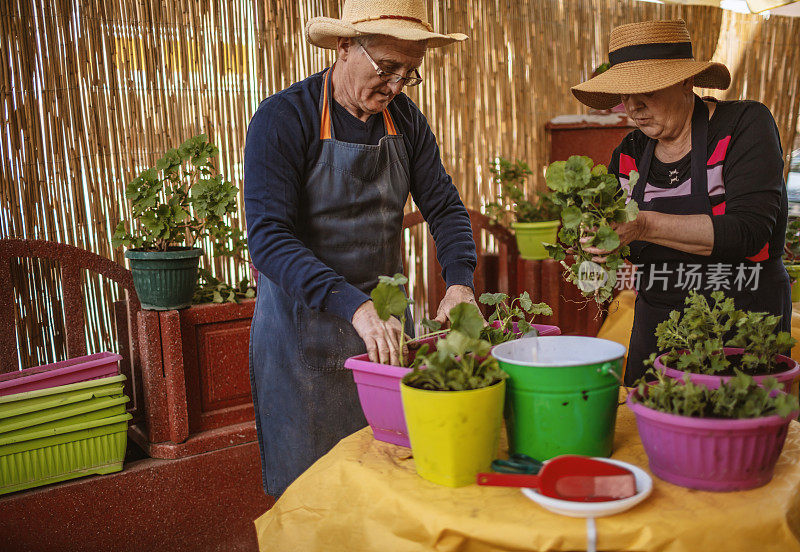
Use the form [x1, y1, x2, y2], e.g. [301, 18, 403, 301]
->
[401, 208, 519, 318]
[0, 239, 143, 419]
[400, 211, 605, 336]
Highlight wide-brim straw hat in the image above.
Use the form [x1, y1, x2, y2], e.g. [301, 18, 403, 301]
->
[571, 20, 731, 110]
[305, 0, 468, 49]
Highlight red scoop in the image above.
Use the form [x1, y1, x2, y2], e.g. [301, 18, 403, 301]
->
[477, 455, 636, 502]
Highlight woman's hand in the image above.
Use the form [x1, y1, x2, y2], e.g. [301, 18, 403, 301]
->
[613, 212, 649, 246]
[579, 212, 649, 263]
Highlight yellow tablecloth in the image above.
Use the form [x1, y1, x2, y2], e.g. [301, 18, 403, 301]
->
[254, 406, 800, 552]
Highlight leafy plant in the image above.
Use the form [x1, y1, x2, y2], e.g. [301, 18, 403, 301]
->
[370, 273, 447, 367]
[478, 292, 552, 345]
[784, 217, 800, 264]
[402, 303, 507, 391]
[485, 157, 560, 226]
[727, 310, 796, 374]
[112, 134, 239, 252]
[543, 155, 639, 304]
[653, 291, 741, 374]
[633, 370, 799, 419]
[193, 269, 255, 304]
[652, 290, 795, 375]
[113, 134, 253, 304]
[370, 273, 414, 367]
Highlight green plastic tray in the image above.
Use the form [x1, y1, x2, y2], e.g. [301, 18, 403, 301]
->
[0, 375, 127, 419]
[0, 413, 132, 495]
[0, 394, 129, 435]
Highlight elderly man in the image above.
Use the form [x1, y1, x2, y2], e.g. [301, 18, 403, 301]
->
[244, 0, 478, 495]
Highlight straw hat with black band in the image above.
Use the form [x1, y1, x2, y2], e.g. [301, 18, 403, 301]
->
[305, 0, 468, 49]
[571, 20, 731, 110]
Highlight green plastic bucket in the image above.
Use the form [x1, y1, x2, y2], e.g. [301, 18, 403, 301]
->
[511, 220, 560, 260]
[786, 263, 800, 302]
[492, 336, 625, 461]
[125, 247, 202, 310]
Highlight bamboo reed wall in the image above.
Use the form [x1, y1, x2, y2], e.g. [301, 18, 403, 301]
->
[1, 0, 799, 368]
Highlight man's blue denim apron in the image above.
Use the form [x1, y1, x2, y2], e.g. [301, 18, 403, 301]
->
[249, 67, 411, 495]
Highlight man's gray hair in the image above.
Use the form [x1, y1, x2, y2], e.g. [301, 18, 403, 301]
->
[353, 34, 380, 49]
[351, 34, 428, 49]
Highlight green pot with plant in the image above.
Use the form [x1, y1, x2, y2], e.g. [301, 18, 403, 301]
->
[651, 291, 799, 391]
[400, 303, 507, 487]
[628, 370, 798, 491]
[486, 157, 561, 260]
[113, 135, 239, 310]
[784, 217, 800, 302]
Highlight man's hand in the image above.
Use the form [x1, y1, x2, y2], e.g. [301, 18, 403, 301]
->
[351, 301, 405, 365]
[433, 284, 482, 326]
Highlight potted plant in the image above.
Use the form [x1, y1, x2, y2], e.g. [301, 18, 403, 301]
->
[628, 370, 799, 491]
[344, 273, 445, 446]
[478, 291, 556, 345]
[650, 290, 798, 391]
[784, 216, 800, 302]
[344, 276, 555, 447]
[544, 155, 639, 305]
[400, 303, 507, 487]
[485, 157, 561, 260]
[112, 134, 239, 310]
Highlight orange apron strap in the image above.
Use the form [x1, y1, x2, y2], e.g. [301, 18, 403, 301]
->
[320, 69, 332, 140]
[382, 109, 397, 136]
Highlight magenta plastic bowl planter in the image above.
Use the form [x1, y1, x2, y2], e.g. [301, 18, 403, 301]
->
[490, 320, 561, 337]
[0, 352, 122, 398]
[654, 348, 800, 391]
[627, 392, 796, 491]
[344, 336, 438, 447]
[344, 323, 561, 447]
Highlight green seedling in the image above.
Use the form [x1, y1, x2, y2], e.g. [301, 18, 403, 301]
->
[652, 290, 795, 376]
[402, 303, 507, 391]
[634, 369, 798, 419]
[479, 292, 552, 345]
[544, 155, 639, 304]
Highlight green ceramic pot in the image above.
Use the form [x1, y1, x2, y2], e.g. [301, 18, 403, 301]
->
[125, 247, 202, 310]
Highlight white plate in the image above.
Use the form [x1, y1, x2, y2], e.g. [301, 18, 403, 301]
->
[521, 458, 653, 518]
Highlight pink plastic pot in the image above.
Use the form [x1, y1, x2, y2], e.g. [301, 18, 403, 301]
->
[627, 392, 796, 491]
[345, 336, 439, 447]
[490, 320, 561, 337]
[345, 323, 562, 447]
[654, 348, 800, 391]
[0, 352, 122, 397]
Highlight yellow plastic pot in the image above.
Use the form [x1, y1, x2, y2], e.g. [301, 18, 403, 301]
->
[400, 380, 505, 487]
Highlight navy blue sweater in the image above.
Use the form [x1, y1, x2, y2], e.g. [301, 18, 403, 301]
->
[244, 69, 476, 323]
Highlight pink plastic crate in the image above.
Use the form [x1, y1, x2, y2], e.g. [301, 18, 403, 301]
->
[0, 352, 122, 397]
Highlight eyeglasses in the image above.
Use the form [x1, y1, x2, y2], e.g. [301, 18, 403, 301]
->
[360, 44, 423, 87]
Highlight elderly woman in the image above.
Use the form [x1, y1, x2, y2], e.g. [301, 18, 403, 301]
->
[244, 1, 478, 496]
[571, 20, 790, 385]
